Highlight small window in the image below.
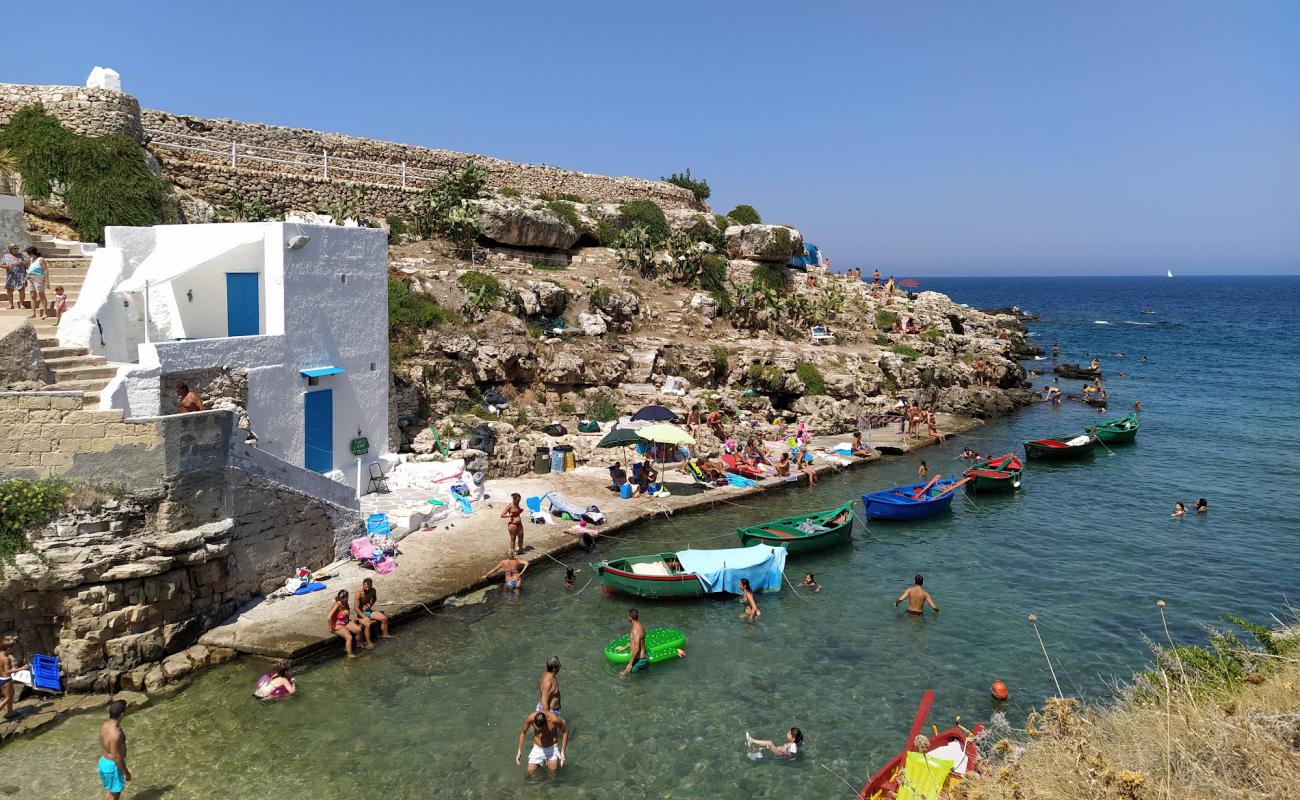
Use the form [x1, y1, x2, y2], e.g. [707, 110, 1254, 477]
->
[341, 273, 347, 284]
[307, 376, 320, 387]
[370, 362, 376, 371]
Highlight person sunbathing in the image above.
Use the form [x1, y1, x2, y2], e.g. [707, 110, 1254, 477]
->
[851, 432, 872, 458]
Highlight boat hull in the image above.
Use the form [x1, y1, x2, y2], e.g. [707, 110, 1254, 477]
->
[736, 501, 854, 555]
[1023, 436, 1096, 461]
[862, 481, 957, 520]
[964, 454, 1022, 492]
[592, 554, 706, 599]
[859, 723, 984, 799]
[1091, 413, 1139, 443]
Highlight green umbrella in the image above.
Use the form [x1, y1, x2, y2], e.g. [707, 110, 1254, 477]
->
[636, 424, 696, 446]
[596, 427, 642, 448]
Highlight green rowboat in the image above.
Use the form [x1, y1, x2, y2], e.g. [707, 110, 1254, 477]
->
[963, 453, 1023, 492]
[736, 501, 854, 555]
[1090, 412, 1139, 443]
[591, 553, 706, 599]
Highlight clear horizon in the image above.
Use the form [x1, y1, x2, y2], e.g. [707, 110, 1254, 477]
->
[4, 1, 1298, 276]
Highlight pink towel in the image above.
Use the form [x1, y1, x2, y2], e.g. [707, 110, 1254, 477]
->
[375, 556, 396, 574]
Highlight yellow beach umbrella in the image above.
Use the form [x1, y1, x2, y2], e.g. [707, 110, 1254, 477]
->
[635, 424, 696, 445]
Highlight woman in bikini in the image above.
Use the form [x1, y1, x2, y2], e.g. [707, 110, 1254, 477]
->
[501, 492, 524, 555]
[353, 577, 391, 647]
[327, 590, 366, 658]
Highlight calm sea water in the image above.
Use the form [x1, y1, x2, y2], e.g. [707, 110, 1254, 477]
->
[3, 276, 1297, 799]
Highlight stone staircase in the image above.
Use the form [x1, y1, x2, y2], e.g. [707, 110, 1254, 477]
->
[1, 256, 115, 403]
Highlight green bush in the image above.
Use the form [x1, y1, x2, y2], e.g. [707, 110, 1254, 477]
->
[497, 187, 521, 198]
[795, 361, 826, 395]
[875, 309, 900, 330]
[587, 392, 619, 422]
[618, 200, 670, 243]
[558, 400, 576, 413]
[760, 227, 793, 261]
[698, 253, 728, 291]
[712, 346, 730, 377]
[386, 216, 408, 244]
[0, 479, 68, 574]
[531, 261, 567, 271]
[881, 376, 899, 394]
[0, 105, 167, 243]
[544, 200, 583, 235]
[661, 168, 711, 202]
[728, 204, 761, 225]
[922, 328, 945, 342]
[752, 263, 789, 294]
[408, 159, 487, 245]
[218, 192, 272, 223]
[874, 334, 892, 346]
[891, 344, 922, 359]
[541, 192, 586, 203]
[388, 277, 454, 358]
[456, 271, 504, 314]
[686, 215, 726, 248]
[589, 285, 613, 309]
[709, 288, 734, 316]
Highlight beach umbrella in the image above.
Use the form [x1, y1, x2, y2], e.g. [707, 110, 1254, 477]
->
[635, 424, 695, 446]
[631, 404, 679, 422]
[596, 427, 641, 449]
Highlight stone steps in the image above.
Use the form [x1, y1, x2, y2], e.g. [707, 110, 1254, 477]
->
[40, 345, 87, 359]
[51, 363, 117, 382]
[51, 377, 111, 404]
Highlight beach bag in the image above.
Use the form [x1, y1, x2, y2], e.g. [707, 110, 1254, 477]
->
[542, 423, 568, 437]
[350, 537, 375, 561]
[374, 556, 396, 575]
[582, 505, 607, 525]
[578, 420, 600, 433]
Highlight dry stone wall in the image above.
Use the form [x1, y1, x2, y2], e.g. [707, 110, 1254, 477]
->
[0, 83, 143, 141]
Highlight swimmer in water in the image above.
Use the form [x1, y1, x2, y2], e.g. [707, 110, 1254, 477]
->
[564, 567, 577, 589]
[803, 573, 821, 592]
[483, 553, 528, 590]
[739, 578, 760, 621]
[895, 575, 939, 616]
[746, 727, 803, 757]
[1194, 498, 1208, 514]
[1172, 502, 1186, 518]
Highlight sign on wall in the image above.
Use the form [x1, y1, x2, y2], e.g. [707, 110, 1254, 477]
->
[350, 437, 370, 456]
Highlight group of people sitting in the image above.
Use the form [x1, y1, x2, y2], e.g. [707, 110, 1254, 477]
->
[326, 578, 392, 658]
[889, 314, 924, 335]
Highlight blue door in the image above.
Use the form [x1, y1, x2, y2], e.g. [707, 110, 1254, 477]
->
[225, 273, 260, 336]
[304, 389, 333, 473]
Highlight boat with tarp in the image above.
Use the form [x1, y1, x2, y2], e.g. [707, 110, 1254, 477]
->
[592, 545, 786, 599]
[1023, 432, 1096, 461]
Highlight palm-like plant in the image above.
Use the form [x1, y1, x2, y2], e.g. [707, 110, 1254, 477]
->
[0, 148, 16, 195]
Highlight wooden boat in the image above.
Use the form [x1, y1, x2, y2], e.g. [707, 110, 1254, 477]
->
[963, 454, 1022, 492]
[1090, 412, 1139, 443]
[859, 690, 984, 800]
[1023, 432, 1096, 460]
[591, 553, 706, 599]
[736, 501, 854, 555]
[862, 477, 965, 521]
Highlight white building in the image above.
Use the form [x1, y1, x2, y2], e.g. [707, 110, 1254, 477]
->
[61, 222, 391, 487]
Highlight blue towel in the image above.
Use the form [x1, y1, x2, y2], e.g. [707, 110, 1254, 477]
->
[454, 494, 473, 514]
[675, 545, 787, 595]
[293, 581, 327, 595]
[726, 474, 757, 488]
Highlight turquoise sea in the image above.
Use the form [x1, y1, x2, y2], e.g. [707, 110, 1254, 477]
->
[2, 275, 1297, 799]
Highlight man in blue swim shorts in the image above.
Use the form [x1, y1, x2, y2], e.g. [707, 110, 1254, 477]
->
[98, 699, 131, 798]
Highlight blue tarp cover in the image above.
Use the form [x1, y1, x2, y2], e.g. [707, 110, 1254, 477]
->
[675, 545, 787, 594]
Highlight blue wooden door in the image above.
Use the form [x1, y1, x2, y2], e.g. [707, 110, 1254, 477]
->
[225, 273, 260, 336]
[303, 389, 333, 473]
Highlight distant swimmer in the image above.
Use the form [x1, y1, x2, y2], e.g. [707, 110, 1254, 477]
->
[803, 573, 821, 592]
[615, 608, 647, 675]
[895, 575, 939, 616]
[1134, 400, 1142, 411]
[746, 727, 803, 758]
[739, 578, 760, 621]
[1051, 344, 1060, 358]
[1141, 356, 1148, 363]
[917, 461, 928, 477]
[1172, 502, 1186, 518]
[1195, 498, 1208, 514]
[960, 447, 979, 460]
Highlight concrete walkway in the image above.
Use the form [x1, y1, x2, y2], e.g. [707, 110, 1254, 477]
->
[200, 414, 980, 659]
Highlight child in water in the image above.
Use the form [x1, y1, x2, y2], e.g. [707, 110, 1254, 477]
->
[746, 727, 803, 758]
[739, 578, 760, 621]
[564, 567, 578, 589]
[1172, 502, 1186, 518]
[802, 573, 821, 592]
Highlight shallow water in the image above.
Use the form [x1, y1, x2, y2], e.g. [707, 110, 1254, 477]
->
[3, 276, 1297, 800]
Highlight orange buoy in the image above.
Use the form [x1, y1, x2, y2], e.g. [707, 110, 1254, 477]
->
[991, 679, 1009, 701]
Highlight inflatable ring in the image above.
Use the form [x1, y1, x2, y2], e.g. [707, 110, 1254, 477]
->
[604, 626, 686, 665]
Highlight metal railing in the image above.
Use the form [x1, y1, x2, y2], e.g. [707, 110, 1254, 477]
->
[144, 128, 448, 190]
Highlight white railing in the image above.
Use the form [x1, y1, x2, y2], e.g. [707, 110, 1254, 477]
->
[144, 128, 449, 190]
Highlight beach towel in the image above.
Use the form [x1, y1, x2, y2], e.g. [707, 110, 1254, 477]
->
[350, 537, 376, 560]
[375, 556, 397, 575]
[292, 581, 327, 596]
[726, 474, 757, 488]
[545, 492, 605, 524]
[453, 494, 473, 514]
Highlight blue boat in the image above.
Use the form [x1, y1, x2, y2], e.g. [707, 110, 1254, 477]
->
[861, 478, 960, 521]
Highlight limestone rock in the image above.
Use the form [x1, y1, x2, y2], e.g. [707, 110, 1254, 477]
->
[689, 292, 719, 319]
[723, 224, 803, 262]
[578, 312, 607, 336]
[0, 318, 53, 387]
[473, 199, 581, 250]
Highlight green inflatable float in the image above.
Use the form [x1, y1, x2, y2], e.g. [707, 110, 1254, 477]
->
[603, 626, 686, 666]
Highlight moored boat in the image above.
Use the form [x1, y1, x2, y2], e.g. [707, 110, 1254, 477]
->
[859, 690, 984, 799]
[1023, 432, 1096, 460]
[592, 545, 787, 599]
[1090, 412, 1139, 443]
[736, 501, 854, 554]
[591, 553, 707, 599]
[862, 477, 965, 521]
[963, 454, 1022, 492]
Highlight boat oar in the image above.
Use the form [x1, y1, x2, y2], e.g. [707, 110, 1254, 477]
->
[1028, 614, 1064, 697]
[912, 474, 942, 499]
[936, 476, 972, 497]
[904, 689, 936, 752]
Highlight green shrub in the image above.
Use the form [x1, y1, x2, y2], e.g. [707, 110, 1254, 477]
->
[544, 200, 583, 235]
[874, 334, 892, 346]
[541, 192, 586, 203]
[218, 192, 272, 223]
[408, 159, 487, 245]
[746, 363, 786, 392]
[712, 346, 730, 377]
[891, 344, 922, 359]
[386, 216, 408, 244]
[0, 479, 68, 574]
[752, 263, 789, 293]
[497, 187, 521, 198]
[587, 392, 619, 423]
[728, 204, 761, 225]
[525, 322, 544, 338]
[589, 285, 613, 309]
[661, 168, 711, 202]
[709, 288, 734, 316]
[794, 361, 826, 395]
[715, 214, 733, 234]
[875, 309, 900, 330]
[881, 376, 899, 394]
[456, 271, 504, 313]
[388, 277, 454, 358]
[760, 227, 793, 261]
[531, 261, 567, 271]
[686, 215, 725, 248]
[0, 105, 167, 243]
[618, 200, 669, 243]
[698, 253, 728, 291]
[558, 400, 576, 413]
[922, 328, 945, 342]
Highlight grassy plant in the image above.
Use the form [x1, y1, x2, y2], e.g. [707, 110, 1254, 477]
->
[531, 261, 567, 271]
[540, 192, 586, 203]
[589, 285, 613, 309]
[922, 328, 946, 342]
[728, 204, 761, 225]
[217, 191, 272, 223]
[752, 263, 789, 294]
[558, 400, 576, 413]
[0, 479, 69, 574]
[388, 277, 454, 359]
[794, 361, 825, 395]
[617, 200, 670, 243]
[875, 309, 900, 330]
[586, 392, 619, 423]
[544, 200, 583, 235]
[712, 346, 730, 378]
[661, 168, 711, 202]
[456, 270, 504, 315]
[891, 344, 922, 359]
[881, 376, 899, 394]
[496, 187, 521, 198]
[408, 159, 487, 245]
[386, 216, 409, 243]
[760, 226, 793, 261]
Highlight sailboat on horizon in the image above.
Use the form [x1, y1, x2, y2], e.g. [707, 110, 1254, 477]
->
[1167, 268, 1174, 278]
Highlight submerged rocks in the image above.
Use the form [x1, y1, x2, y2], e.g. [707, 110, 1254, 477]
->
[723, 224, 804, 262]
[1055, 363, 1100, 379]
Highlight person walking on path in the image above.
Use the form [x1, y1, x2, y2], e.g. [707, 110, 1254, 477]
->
[615, 608, 647, 675]
[501, 493, 524, 554]
[97, 699, 131, 799]
[895, 575, 939, 617]
[538, 657, 562, 720]
[516, 709, 568, 774]
[3, 244, 27, 310]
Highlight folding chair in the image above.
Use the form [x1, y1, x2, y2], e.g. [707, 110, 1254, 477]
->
[367, 462, 390, 494]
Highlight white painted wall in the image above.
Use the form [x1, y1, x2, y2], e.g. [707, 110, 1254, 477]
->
[59, 226, 156, 362]
[167, 239, 266, 339]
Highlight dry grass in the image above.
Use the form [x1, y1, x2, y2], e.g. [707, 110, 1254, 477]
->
[954, 624, 1300, 800]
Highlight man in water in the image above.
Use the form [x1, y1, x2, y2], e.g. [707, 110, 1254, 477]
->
[483, 553, 528, 591]
[615, 608, 647, 675]
[894, 575, 939, 617]
[516, 709, 568, 774]
[98, 699, 131, 799]
[538, 657, 562, 720]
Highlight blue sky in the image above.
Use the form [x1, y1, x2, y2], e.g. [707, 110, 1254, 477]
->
[4, 1, 1298, 275]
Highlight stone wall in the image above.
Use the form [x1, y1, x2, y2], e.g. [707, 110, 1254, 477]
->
[0, 83, 143, 141]
[142, 107, 703, 211]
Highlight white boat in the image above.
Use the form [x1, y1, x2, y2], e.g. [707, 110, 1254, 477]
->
[1167, 269, 1174, 278]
